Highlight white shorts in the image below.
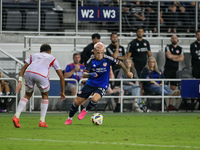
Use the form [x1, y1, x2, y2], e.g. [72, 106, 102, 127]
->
[24, 72, 50, 93]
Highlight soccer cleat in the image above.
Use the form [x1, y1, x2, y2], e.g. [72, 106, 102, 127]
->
[168, 105, 177, 111]
[39, 121, 48, 128]
[64, 119, 72, 125]
[12, 116, 21, 128]
[78, 109, 87, 120]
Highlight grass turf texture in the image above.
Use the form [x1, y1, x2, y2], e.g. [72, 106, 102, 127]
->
[0, 112, 200, 150]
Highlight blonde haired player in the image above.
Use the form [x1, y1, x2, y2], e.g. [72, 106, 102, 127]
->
[12, 44, 66, 128]
[64, 42, 133, 125]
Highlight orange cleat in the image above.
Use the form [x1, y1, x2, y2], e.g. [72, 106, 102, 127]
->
[12, 116, 21, 128]
[39, 121, 48, 128]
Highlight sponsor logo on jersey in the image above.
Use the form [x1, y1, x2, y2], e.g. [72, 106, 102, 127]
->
[195, 50, 200, 56]
[103, 62, 107, 67]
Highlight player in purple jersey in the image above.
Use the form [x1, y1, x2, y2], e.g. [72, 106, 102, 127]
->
[64, 42, 133, 125]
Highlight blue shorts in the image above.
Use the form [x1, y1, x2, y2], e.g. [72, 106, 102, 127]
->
[77, 84, 106, 99]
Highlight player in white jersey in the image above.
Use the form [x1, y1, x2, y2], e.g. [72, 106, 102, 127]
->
[12, 44, 66, 128]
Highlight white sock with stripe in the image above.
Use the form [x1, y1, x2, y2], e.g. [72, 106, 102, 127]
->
[40, 99, 49, 122]
[15, 98, 28, 118]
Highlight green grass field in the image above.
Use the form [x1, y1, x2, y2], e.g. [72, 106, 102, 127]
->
[0, 112, 200, 150]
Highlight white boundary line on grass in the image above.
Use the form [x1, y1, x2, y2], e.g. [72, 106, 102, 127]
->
[8, 138, 200, 149]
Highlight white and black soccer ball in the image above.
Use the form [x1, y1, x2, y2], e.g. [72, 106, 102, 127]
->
[91, 113, 103, 125]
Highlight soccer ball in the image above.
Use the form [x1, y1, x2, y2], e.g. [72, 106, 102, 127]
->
[91, 113, 103, 125]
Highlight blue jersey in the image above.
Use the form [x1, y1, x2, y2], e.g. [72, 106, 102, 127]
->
[65, 63, 85, 84]
[85, 54, 120, 90]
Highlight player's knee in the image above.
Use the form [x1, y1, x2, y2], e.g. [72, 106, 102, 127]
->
[75, 98, 84, 106]
[75, 100, 82, 106]
[92, 97, 100, 102]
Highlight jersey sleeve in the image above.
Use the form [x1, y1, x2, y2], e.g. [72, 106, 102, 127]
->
[84, 59, 92, 73]
[180, 46, 184, 55]
[106, 47, 113, 56]
[106, 55, 120, 66]
[127, 41, 135, 53]
[127, 43, 132, 53]
[122, 46, 125, 56]
[165, 45, 170, 52]
[65, 65, 72, 73]
[25, 55, 32, 64]
[52, 59, 61, 70]
[80, 49, 86, 64]
[147, 41, 151, 51]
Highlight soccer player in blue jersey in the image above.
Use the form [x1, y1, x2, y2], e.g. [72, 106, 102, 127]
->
[64, 42, 133, 125]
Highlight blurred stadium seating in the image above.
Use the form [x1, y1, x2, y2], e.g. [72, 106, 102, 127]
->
[0, 0, 200, 112]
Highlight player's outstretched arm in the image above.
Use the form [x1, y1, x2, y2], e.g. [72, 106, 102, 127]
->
[16, 62, 29, 94]
[119, 61, 133, 79]
[56, 69, 66, 101]
[83, 72, 98, 78]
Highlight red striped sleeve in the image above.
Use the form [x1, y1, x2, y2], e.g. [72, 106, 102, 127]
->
[49, 59, 56, 68]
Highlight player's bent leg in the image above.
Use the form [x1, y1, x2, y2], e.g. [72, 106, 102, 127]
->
[65, 97, 85, 125]
[39, 92, 49, 127]
[78, 93, 101, 120]
[12, 91, 33, 128]
[85, 92, 101, 110]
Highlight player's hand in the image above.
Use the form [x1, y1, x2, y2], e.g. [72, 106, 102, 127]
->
[126, 72, 133, 79]
[59, 92, 66, 101]
[16, 81, 22, 94]
[113, 42, 119, 49]
[88, 72, 98, 78]
[74, 65, 80, 71]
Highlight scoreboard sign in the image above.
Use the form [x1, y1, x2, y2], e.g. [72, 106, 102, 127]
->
[78, 6, 119, 21]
